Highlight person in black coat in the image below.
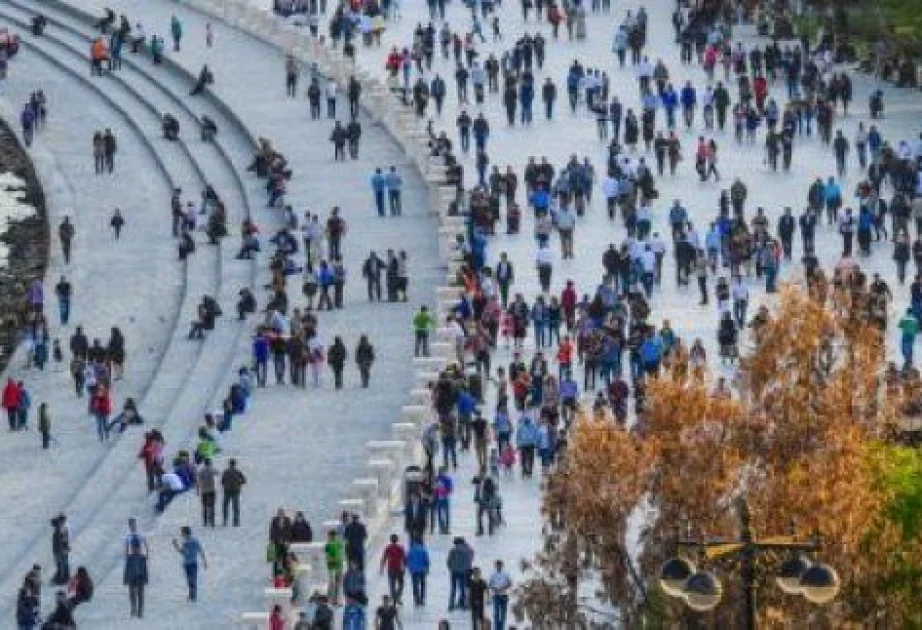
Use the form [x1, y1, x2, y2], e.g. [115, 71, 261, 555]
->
[328, 337, 347, 389]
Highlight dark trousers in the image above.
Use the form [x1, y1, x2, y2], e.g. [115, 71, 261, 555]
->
[387, 570, 405, 603]
[184, 563, 198, 601]
[411, 573, 426, 605]
[223, 491, 240, 526]
[201, 491, 216, 527]
[129, 584, 145, 617]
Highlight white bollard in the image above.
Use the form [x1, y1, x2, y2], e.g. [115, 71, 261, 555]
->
[339, 498, 366, 519]
[392, 422, 418, 445]
[409, 387, 431, 406]
[353, 478, 379, 516]
[367, 458, 395, 498]
[401, 404, 429, 427]
[366, 440, 407, 470]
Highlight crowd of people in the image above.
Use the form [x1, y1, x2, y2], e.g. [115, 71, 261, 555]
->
[8, 0, 922, 626]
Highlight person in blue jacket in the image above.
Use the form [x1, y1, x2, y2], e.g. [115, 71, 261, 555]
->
[515, 415, 539, 477]
[252, 333, 269, 387]
[406, 540, 430, 606]
[680, 81, 697, 129]
[639, 332, 663, 376]
[661, 84, 678, 130]
[370, 169, 386, 217]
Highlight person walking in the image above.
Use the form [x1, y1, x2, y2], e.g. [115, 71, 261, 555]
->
[124, 537, 148, 618]
[468, 566, 488, 629]
[54, 276, 71, 326]
[385, 166, 403, 216]
[220, 459, 246, 526]
[406, 539, 430, 606]
[37, 402, 51, 450]
[328, 336, 347, 389]
[447, 537, 473, 611]
[110, 208, 125, 239]
[103, 128, 117, 173]
[285, 54, 299, 97]
[172, 526, 207, 602]
[380, 534, 406, 605]
[58, 217, 75, 265]
[355, 335, 375, 388]
[488, 560, 512, 630]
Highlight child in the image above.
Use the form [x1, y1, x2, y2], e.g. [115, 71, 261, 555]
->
[269, 604, 285, 630]
[499, 443, 516, 476]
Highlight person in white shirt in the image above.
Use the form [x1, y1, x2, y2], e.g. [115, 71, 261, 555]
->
[731, 276, 749, 327]
[124, 517, 149, 557]
[601, 175, 618, 219]
[325, 79, 337, 118]
[447, 315, 466, 367]
[488, 560, 512, 630]
[555, 207, 576, 259]
[535, 244, 554, 293]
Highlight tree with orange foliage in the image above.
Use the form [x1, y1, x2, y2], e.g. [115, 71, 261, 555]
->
[517, 287, 922, 628]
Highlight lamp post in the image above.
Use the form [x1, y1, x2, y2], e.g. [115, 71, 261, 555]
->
[658, 499, 839, 629]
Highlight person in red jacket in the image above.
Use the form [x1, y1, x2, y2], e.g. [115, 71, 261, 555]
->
[560, 280, 577, 331]
[91, 384, 112, 442]
[269, 604, 285, 630]
[2, 377, 21, 431]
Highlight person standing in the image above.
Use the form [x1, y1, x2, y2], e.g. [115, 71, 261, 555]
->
[54, 276, 71, 326]
[58, 217, 75, 265]
[124, 537, 148, 618]
[371, 169, 386, 217]
[344, 514, 368, 571]
[197, 457, 217, 528]
[488, 560, 512, 630]
[172, 526, 207, 602]
[413, 306, 434, 357]
[325, 530, 345, 605]
[170, 14, 182, 51]
[220, 458, 246, 527]
[51, 514, 70, 585]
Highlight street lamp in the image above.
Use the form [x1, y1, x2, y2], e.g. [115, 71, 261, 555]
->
[658, 500, 839, 629]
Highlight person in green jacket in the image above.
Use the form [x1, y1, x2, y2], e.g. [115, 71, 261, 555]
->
[413, 306, 434, 357]
[325, 530, 345, 605]
[899, 308, 919, 368]
[38, 402, 51, 450]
